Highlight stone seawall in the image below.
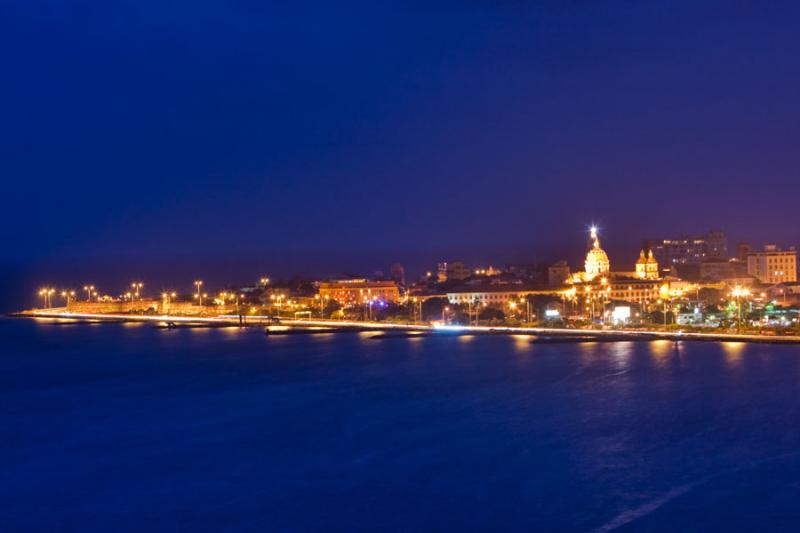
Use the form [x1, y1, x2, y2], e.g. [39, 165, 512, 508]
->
[65, 300, 235, 316]
[67, 300, 160, 314]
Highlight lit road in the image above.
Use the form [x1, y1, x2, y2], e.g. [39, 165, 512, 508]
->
[18, 310, 800, 344]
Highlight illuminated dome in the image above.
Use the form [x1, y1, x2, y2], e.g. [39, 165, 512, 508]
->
[584, 227, 610, 279]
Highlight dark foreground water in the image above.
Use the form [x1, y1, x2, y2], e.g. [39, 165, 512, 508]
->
[4, 320, 800, 531]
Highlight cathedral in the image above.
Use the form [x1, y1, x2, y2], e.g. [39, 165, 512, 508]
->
[561, 225, 666, 309]
[571, 226, 660, 283]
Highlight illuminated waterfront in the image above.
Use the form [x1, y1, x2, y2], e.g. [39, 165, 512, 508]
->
[5, 318, 800, 530]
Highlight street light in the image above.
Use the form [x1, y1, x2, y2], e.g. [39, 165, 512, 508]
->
[60, 290, 75, 306]
[131, 282, 143, 301]
[519, 297, 532, 324]
[411, 297, 422, 323]
[731, 286, 751, 332]
[508, 301, 517, 322]
[270, 293, 285, 316]
[194, 281, 203, 305]
[83, 285, 95, 301]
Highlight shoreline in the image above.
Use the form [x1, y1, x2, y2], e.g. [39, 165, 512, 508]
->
[9, 310, 800, 345]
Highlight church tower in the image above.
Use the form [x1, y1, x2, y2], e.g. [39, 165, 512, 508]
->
[636, 248, 660, 279]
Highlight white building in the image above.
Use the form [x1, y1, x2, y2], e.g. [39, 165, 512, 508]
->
[747, 245, 797, 284]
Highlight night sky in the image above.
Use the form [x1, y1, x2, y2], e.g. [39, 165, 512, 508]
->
[3, 1, 799, 306]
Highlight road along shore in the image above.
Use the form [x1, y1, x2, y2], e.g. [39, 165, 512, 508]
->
[10, 309, 800, 345]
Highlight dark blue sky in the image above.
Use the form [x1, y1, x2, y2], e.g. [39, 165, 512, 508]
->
[3, 1, 800, 303]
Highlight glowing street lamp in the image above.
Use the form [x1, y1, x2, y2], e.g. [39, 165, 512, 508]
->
[38, 288, 48, 309]
[520, 297, 532, 324]
[83, 285, 95, 301]
[60, 290, 76, 306]
[194, 281, 203, 305]
[730, 286, 751, 332]
[270, 293, 285, 315]
[161, 291, 177, 305]
[131, 282, 143, 301]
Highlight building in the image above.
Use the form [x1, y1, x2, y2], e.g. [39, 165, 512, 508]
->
[437, 261, 470, 282]
[607, 279, 666, 306]
[736, 242, 752, 262]
[747, 245, 797, 284]
[317, 279, 400, 307]
[390, 263, 405, 285]
[765, 282, 800, 305]
[571, 226, 659, 283]
[635, 249, 659, 280]
[446, 288, 529, 306]
[699, 259, 736, 281]
[473, 265, 502, 276]
[583, 227, 610, 280]
[646, 231, 727, 265]
[548, 261, 571, 286]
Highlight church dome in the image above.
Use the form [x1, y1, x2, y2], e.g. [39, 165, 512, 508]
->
[586, 245, 610, 267]
[585, 230, 610, 278]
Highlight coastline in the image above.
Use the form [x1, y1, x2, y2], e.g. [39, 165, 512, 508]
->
[10, 309, 800, 345]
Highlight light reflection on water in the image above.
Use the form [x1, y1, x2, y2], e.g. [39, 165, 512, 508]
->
[722, 341, 745, 368]
[577, 341, 599, 363]
[608, 341, 633, 369]
[649, 339, 671, 359]
[512, 334, 532, 353]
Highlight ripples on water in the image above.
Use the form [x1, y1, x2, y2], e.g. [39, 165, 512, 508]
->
[3, 319, 800, 531]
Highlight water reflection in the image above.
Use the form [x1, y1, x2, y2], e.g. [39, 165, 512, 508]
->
[650, 339, 671, 359]
[609, 341, 633, 370]
[578, 341, 599, 362]
[513, 334, 532, 353]
[722, 341, 745, 369]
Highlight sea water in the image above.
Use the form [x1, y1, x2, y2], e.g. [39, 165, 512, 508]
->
[3, 319, 800, 531]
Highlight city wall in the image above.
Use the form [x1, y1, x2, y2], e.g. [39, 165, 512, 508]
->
[65, 300, 236, 316]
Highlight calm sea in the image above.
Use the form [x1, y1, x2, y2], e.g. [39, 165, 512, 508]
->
[3, 318, 800, 531]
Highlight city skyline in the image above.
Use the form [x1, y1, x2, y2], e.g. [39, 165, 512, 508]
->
[3, 1, 800, 307]
[21, 223, 798, 303]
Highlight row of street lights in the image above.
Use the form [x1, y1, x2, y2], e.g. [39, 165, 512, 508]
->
[37, 288, 77, 308]
[37, 276, 279, 310]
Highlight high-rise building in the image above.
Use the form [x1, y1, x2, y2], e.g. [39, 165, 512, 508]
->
[390, 263, 405, 285]
[437, 261, 470, 282]
[746, 245, 797, 284]
[548, 261, 571, 286]
[646, 231, 727, 265]
[736, 242, 752, 262]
